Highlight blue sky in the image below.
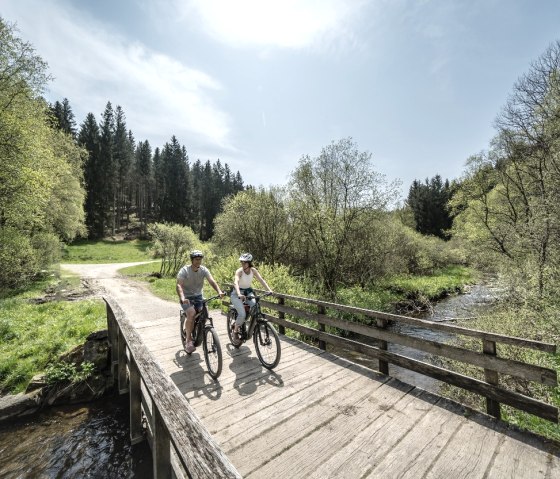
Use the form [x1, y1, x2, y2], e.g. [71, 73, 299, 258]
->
[3, 1, 560, 200]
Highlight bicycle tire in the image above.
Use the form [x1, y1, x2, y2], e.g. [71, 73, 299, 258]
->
[203, 327, 223, 379]
[180, 311, 187, 350]
[226, 308, 241, 348]
[253, 320, 281, 369]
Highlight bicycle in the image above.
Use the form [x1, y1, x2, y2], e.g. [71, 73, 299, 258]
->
[226, 292, 281, 369]
[180, 295, 222, 379]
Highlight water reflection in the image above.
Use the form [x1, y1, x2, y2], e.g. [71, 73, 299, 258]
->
[0, 394, 152, 479]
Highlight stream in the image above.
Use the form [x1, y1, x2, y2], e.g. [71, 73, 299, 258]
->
[331, 280, 502, 393]
[0, 281, 499, 478]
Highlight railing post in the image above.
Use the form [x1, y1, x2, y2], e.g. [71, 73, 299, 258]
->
[106, 302, 118, 381]
[377, 318, 389, 375]
[318, 305, 326, 351]
[483, 339, 501, 420]
[153, 404, 171, 478]
[129, 357, 144, 445]
[118, 329, 128, 394]
[278, 297, 285, 335]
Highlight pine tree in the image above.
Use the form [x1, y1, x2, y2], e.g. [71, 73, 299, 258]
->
[98, 102, 115, 236]
[78, 113, 102, 238]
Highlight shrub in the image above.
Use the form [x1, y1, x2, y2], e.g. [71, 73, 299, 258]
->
[148, 223, 200, 277]
[0, 227, 38, 289]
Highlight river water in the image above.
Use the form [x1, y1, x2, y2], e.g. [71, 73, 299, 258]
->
[0, 282, 499, 478]
[0, 394, 152, 478]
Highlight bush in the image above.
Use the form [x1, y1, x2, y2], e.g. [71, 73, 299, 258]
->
[31, 231, 62, 270]
[0, 227, 38, 289]
[148, 223, 200, 277]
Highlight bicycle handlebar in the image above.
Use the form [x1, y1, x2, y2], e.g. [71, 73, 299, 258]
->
[203, 294, 222, 303]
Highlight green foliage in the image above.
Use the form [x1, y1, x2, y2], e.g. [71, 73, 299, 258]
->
[452, 42, 560, 298]
[289, 138, 401, 296]
[45, 360, 95, 386]
[148, 222, 200, 276]
[0, 277, 106, 393]
[62, 238, 152, 263]
[0, 227, 38, 289]
[407, 175, 454, 239]
[0, 19, 86, 289]
[213, 187, 294, 265]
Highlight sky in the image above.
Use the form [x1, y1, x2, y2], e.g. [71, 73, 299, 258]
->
[3, 0, 560, 200]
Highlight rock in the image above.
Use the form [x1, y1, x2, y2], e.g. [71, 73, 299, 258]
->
[84, 332, 110, 370]
[0, 391, 41, 422]
[25, 374, 47, 393]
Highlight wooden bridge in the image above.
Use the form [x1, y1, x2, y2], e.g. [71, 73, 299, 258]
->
[62, 257, 560, 478]
[101, 283, 560, 479]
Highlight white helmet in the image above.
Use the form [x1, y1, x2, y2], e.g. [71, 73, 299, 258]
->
[239, 253, 253, 262]
[190, 250, 204, 259]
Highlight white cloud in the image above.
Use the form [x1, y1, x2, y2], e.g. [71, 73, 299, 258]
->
[3, 0, 234, 151]
[180, 0, 364, 49]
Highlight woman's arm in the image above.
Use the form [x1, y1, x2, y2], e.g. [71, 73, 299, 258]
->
[233, 268, 244, 298]
[252, 267, 272, 292]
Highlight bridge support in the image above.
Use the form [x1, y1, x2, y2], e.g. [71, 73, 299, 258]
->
[483, 339, 501, 420]
[377, 318, 389, 375]
[318, 305, 326, 350]
[278, 297, 285, 335]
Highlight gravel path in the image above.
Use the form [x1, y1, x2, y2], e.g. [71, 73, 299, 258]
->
[60, 262, 180, 326]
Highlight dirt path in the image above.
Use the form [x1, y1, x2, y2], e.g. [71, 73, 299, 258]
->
[60, 262, 180, 326]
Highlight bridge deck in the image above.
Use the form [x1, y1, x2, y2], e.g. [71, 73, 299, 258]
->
[60, 263, 559, 477]
[136, 311, 560, 479]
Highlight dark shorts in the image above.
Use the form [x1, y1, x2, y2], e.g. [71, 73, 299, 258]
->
[181, 294, 203, 311]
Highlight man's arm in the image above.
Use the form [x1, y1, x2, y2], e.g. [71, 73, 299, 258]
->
[207, 273, 224, 297]
[176, 278, 186, 303]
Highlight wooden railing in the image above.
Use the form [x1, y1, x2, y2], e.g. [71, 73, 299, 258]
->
[104, 296, 241, 479]
[233, 288, 558, 423]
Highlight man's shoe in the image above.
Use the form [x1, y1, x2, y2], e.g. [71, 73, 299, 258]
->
[186, 341, 196, 354]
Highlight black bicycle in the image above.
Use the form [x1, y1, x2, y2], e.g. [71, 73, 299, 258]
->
[180, 295, 222, 379]
[226, 292, 281, 369]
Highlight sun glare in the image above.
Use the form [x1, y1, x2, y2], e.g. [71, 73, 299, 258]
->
[187, 0, 352, 48]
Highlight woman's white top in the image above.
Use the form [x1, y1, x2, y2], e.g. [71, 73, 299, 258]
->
[238, 268, 253, 289]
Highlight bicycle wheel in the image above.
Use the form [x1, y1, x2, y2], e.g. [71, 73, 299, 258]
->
[180, 311, 187, 350]
[226, 309, 241, 348]
[253, 320, 281, 369]
[203, 327, 222, 379]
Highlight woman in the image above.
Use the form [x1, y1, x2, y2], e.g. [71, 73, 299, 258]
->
[231, 253, 273, 335]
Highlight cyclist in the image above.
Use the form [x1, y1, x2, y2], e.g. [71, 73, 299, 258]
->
[177, 250, 224, 354]
[231, 253, 273, 338]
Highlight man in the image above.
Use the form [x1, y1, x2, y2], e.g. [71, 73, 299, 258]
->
[176, 250, 224, 354]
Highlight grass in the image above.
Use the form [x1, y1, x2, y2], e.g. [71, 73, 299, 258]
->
[62, 238, 153, 263]
[0, 273, 106, 393]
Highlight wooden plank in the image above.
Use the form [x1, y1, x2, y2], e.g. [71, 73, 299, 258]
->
[263, 297, 556, 352]
[487, 434, 560, 478]
[234, 376, 413, 477]
[424, 420, 503, 478]
[362, 401, 467, 478]
[215, 365, 376, 445]
[247, 379, 418, 478]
